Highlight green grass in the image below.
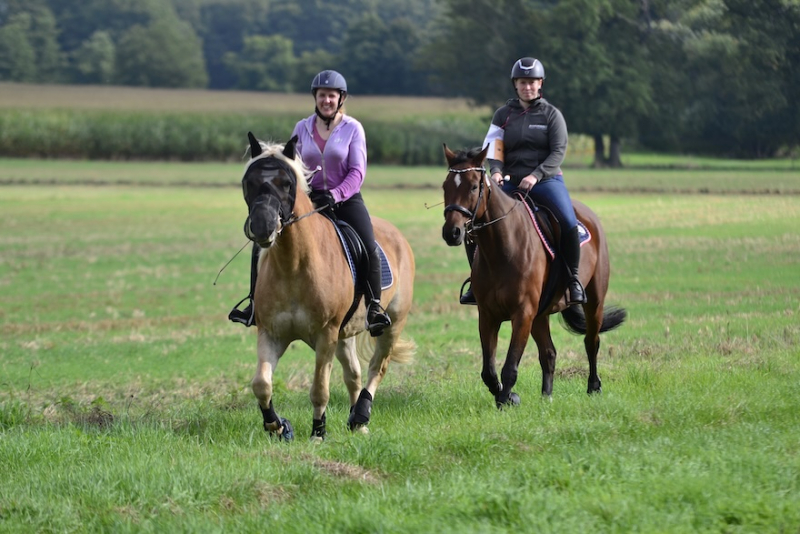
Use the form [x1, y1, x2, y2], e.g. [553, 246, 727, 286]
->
[0, 82, 493, 121]
[3, 158, 800, 193]
[1, 162, 799, 532]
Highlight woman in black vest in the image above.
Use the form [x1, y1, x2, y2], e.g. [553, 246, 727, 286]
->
[460, 57, 586, 307]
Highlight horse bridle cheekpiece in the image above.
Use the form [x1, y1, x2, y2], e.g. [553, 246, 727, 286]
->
[443, 166, 490, 234]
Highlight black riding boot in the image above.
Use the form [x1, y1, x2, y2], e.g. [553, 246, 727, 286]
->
[562, 226, 587, 306]
[228, 244, 260, 326]
[366, 247, 391, 336]
[459, 241, 477, 305]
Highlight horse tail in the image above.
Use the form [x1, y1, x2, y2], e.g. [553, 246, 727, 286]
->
[559, 305, 628, 335]
[356, 332, 416, 365]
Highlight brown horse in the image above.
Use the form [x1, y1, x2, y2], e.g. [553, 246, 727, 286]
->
[441, 145, 626, 408]
[239, 132, 415, 440]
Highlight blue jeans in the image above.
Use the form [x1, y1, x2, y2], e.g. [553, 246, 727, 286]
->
[502, 174, 577, 230]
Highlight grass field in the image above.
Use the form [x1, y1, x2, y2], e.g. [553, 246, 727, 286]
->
[1, 160, 799, 532]
[0, 82, 492, 121]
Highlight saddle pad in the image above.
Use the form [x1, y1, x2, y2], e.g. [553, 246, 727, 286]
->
[331, 222, 394, 290]
[513, 192, 591, 258]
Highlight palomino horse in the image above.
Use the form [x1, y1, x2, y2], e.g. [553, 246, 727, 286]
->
[441, 145, 626, 407]
[239, 132, 415, 440]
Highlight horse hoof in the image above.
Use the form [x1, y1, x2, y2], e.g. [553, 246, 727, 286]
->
[495, 392, 521, 409]
[310, 435, 324, 444]
[351, 425, 369, 435]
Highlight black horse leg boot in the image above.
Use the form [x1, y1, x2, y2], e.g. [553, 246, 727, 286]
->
[366, 247, 391, 336]
[229, 243, 260, 326]
[459, 241, 477, 305]
[562, 227, 587, 306]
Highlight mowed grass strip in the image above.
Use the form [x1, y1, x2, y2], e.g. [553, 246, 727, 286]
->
[3, 157, 800, 193]
[1, 167, 799, 532]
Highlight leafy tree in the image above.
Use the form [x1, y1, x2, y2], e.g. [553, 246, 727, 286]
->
[25, 4, 62, 82]
[545, 0, 656, 166]
[680, 0, 799, 157]
[0, 12, 36, 81]
[292, 48, 338, 92]
[223, 34, 296, 92]
[197, 0, 271, 89]
[72, 31, 115, 84]
[340, 14, 425, 95]
[0, 3, 61, 82]
[421, 0, 541, 105]
[115, 17, 208, 87]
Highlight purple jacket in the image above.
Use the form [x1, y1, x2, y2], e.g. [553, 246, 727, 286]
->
[291, 114, 367, 203]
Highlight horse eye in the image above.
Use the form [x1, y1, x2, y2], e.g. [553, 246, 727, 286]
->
[471, 184, 479, 192]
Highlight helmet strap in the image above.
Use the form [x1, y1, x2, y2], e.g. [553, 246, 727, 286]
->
[314, 107, 334, 130]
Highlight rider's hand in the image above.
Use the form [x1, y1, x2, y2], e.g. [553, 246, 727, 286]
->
[310, 189, 336, 210]
[491, 172, 504, 185]
[520, 175, 538, 191]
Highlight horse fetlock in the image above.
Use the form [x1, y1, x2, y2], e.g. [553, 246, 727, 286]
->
[587, 378, 602, 395]
[348, 389, 373, 430]
[481, 373, 501, 396]
[311, 413, 327, 440]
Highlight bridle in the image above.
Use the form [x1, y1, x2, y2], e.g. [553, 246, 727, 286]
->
[443, 165, 519, 237]
[242, 157, 326, 241]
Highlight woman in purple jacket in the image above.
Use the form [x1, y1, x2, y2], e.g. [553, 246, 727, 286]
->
[229, 70, 391, 336]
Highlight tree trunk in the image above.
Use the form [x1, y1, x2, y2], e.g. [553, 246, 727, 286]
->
[592, 134, 607, 167]
[608, 135, 623, 167]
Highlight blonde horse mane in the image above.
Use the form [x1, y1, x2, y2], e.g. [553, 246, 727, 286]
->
[244, 139, 313, 195]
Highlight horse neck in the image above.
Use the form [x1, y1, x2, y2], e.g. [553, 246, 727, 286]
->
[475, 187, 531, 257]
[268, 193, 321, 270]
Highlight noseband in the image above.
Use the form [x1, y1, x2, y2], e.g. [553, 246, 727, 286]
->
[443, 166, 519, 236]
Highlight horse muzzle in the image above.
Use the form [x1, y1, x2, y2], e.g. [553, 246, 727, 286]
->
[442, 220, 465, 247]
[247, 202, 282, 248]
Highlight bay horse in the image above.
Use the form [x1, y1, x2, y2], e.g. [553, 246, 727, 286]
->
[239, 132, 415, 440]
[441, 145, 626, 408]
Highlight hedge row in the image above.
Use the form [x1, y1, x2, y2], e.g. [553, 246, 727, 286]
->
[0, 109, 486, 165]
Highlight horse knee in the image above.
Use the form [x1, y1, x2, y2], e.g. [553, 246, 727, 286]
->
[309, 388, 330, 409]
[251, 377, 272, 403]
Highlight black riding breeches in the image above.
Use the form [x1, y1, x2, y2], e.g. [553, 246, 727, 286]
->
[332, 192, 377, 254]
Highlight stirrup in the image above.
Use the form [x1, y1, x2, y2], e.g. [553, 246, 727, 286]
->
[366, 300, 391, 337]
[566, 280, 587, 306]
[228, 296, 255, 327]
[459, 278, 477, 305]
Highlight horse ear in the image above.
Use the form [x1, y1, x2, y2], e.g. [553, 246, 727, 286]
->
[283, 135, 299, 160]
[476, 144, 490, 165]
[443, 143, 457, 165]
[248, 132, 262, 158]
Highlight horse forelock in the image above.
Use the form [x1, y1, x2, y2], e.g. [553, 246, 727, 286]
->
[244, 141, 312, 195]
[447, 146, 489, 189]
[450, 146, 485, 167]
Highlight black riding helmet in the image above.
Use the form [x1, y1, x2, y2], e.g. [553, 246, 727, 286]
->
[510, 57, 545, 100]
[311, 70, 347, 129]
[510, 57, 545, 80]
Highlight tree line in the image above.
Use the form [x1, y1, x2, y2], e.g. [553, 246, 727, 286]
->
[1, 0, 798, 163]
